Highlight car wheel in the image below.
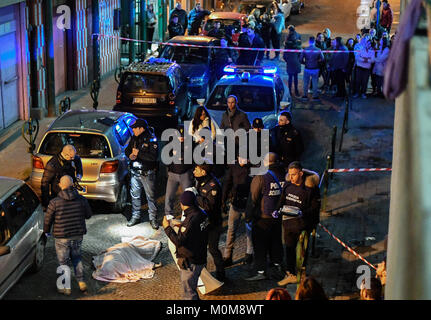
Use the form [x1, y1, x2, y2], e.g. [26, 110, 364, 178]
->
[30, 235, 46, 273]
[111, 183, 129, 213]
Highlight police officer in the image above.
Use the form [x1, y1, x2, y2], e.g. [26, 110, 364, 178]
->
[164, 124, 194, 218]
[270, 111, 304, 170]
[222, 151, 253, 267]
[276, 161, 321, 286]
[190, 161, 225, 281]
[162, 190, 209, 300]
[41, 144, 83, 208]
[245, 152, 284, 281]
[125, 118, 159, 229]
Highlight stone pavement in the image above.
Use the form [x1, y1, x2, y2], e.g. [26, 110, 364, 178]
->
[1, 53, 394, 301]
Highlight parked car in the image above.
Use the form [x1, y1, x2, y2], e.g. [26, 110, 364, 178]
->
[159, 36, 220, 105]
[0, 177, 46, 299]
[201, 12, 247, 44]
[203, 65, 292, 130]
[29, 110, 137, 212]
[113, 58, 189, 130]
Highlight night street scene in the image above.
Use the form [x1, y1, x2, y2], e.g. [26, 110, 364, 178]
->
[1, 0, 428, 311]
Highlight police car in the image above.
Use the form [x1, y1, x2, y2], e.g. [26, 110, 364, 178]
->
[201, 65, 292, 130]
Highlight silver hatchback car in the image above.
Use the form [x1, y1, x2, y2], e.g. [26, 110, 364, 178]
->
[0, 176, 45, 299]
[29, 110, 137, 212]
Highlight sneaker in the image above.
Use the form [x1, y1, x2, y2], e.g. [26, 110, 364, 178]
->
[223, 256, 233, 267]
[361, 94, 367, 99]
[245, 272, 267, 281]
[78, 281, 87, 292]
[150, 219, 159, 230]
[127, 217, 141, 227]
[277, 272, 298, 286]
[58, 287, 72, 296]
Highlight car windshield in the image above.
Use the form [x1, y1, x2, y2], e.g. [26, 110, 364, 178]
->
[122, 73, 169, 93]
[205, 19, 241, 32]
[39, 132, 112, 158]
[161, 45, 209, 64]
[206, 84, 275, 112]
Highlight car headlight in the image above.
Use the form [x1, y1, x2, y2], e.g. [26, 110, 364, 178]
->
[190, 76, 206, 85]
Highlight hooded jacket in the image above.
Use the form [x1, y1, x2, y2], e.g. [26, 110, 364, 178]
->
[380, 4, 393, 29]
[44, 187, 92, 238]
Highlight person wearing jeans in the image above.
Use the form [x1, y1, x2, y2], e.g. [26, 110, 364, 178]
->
[299, 36, 324, 100]
[44, 175, 92, 295]
[353, 36, 375, 99]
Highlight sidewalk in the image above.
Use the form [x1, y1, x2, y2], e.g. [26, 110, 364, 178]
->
[0, 71, 120, 181]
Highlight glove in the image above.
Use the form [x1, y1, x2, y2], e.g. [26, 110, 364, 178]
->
[184, 187, 198, 196]
[272, 210, 280, 219]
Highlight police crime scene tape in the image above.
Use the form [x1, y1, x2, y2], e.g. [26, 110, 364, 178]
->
[327, 168, 392, 173]
[92, 33, 365, 54]
[318, 223, 377, 270]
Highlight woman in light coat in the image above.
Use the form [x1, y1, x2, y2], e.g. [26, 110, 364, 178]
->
[372, 37, 390, 97]
[188, 106, 217, 143]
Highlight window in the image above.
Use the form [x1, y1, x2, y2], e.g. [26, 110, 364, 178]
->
[114, 120, 132, 147]
[20, 184, 40, 213]
[122, 73, 169, 94]
[161, 45, 209, 64]
[206, 85, 275, 111]
[0, 208, 11, 246]
[2, 186, 34, 239]
[39, 132, 112, 158]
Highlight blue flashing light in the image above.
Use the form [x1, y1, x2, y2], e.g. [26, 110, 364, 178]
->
[263, 67, 277, 74]
[222, 75, 236, 80]
[262, 76, 273, 81]
[223, 66, 235, 73]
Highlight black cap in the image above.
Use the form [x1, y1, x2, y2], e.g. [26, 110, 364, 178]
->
[180, 191, 197, 206]
[131, 118, 148, 129]
[252, 117, 264, 129]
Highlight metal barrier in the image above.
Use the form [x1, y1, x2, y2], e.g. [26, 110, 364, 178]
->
[58, 96, 71, 115]
[90, 79, 100, 110]
[21, 118, 39, 154]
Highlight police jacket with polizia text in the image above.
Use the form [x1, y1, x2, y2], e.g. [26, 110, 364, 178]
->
[246, 164, 286, 221]
[276, 179, 321, 230]
[41, 153, 83, 207]
[164, 206, 209, 265]
[195, 174, 222, 227]
[125, 129, 158, 172]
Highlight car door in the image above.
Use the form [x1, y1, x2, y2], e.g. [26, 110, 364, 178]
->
[0, 185, 35, 298]
[0, 201, 14, 298]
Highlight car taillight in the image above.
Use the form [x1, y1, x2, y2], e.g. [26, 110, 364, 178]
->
[100, 160, 119, 173]
[33, 156, 44, 169]
[116, 91, 122, 104]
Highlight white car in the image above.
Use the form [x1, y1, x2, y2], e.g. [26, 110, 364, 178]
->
[0, 176, 46, 299]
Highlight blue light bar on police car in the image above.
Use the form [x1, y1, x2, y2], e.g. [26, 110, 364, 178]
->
[223, 66, 235, 73]
[223, 65, 278, 75]
[263, 67, 277, 74]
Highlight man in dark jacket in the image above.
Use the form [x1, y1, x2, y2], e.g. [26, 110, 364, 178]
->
[275, 161, 321, 286]
[269, 111, 304, 170]
[164, 124, 194, 217]
[169, 2, 188, 34]
[41, 144, 83, 207]
[187, 3, 210, 35]
[190, 162, 225, 281]
[222, 152, 253, 267]
[214, 37, 236, 79]
[299, 36, 324, 100]
[163, 190, 209, 300]
[328, 37, 349, 98]
[168, 14, 184, 39]
[380, 0, 393, 34]
[236, 22, 265, 66]
[208, 20, 225, 39]
[125, 118, 159, 228]
[44, 175, 92, 295]
[245, 153, 285, 281]
[220, 95, 251, 132]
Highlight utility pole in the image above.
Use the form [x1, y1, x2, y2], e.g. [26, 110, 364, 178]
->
[129, 0, 136, 62]
[92, 0, 100, 83]
[43, 0, 56, 117]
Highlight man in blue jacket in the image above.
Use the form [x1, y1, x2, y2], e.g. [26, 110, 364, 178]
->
[299, 36, 324, 101]
[187, 3, 210, 35]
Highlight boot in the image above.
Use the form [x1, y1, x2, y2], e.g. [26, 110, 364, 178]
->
[127, 217, 141, 227]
